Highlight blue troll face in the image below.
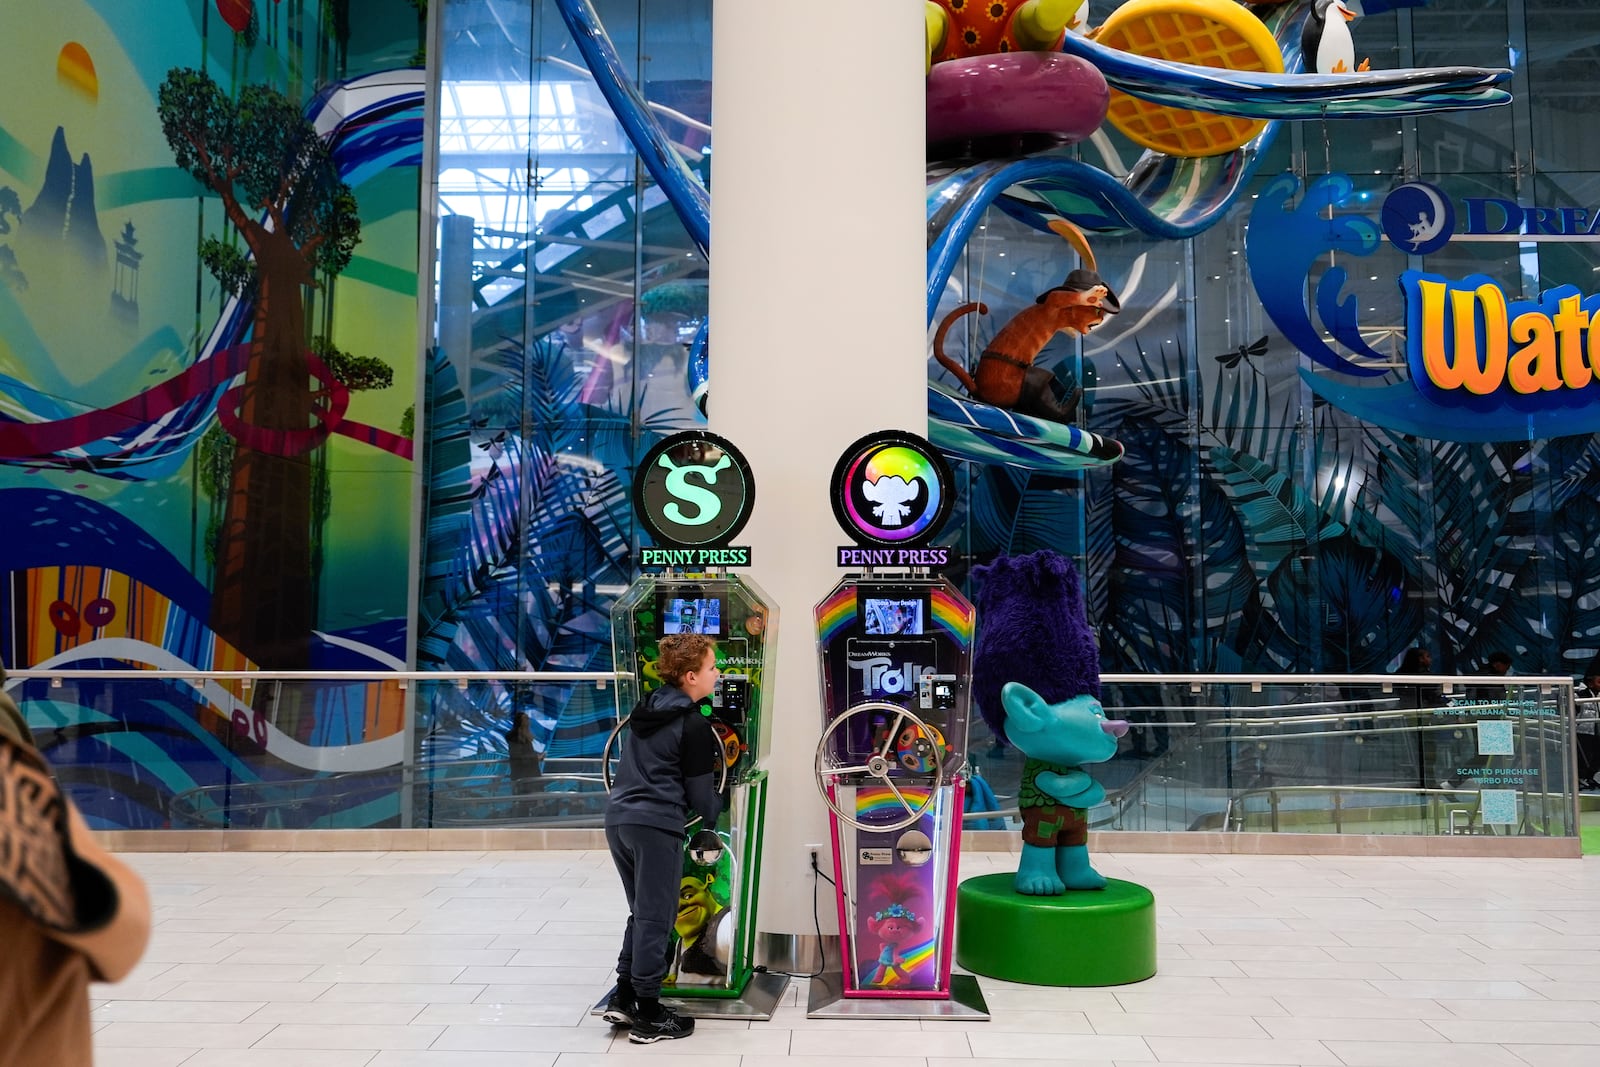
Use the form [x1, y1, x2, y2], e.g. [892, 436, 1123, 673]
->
[1001, 682, 1126, 767]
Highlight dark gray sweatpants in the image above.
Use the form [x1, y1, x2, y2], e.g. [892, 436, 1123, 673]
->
[606, 822, 683, 999]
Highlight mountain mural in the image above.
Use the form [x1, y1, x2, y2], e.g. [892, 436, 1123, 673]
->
[24, 126, 107, 267]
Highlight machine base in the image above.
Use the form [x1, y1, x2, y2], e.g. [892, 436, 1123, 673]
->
[806, 969, 989, 1020]
[589, 971, 790, 1022]
[955, 872, 1157, 986]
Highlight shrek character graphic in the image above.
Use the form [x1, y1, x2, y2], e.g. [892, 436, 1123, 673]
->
[669, 873, 731, 984]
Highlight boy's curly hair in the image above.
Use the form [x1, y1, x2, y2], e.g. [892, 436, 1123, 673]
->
[658, 634, 716, 686]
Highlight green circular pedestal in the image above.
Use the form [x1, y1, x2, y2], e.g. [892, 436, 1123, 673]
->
[956, 873, 1157, 986]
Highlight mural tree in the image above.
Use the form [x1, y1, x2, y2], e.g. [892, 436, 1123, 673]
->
[158, 68, 360, 667]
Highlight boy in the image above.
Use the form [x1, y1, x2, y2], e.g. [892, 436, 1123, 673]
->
[602, 633, 724, 1043]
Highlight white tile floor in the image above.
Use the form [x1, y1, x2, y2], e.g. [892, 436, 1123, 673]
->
[93, 848, 1600, 1066]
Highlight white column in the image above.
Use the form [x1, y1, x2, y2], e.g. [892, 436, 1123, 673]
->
[709, 4, 928, 934]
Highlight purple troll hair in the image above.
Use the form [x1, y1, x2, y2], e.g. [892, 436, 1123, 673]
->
[970, 550, 1101, 744]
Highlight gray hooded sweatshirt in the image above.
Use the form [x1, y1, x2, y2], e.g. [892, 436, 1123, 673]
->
[605, 685, 725, 836]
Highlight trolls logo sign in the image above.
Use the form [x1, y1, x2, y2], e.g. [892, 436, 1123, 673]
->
[1246, 172, 1600, 441]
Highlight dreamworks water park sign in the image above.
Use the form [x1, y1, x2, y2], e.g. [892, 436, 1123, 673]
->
[1246, 173, 1600, 441]
[1404, 276, 1600, 401]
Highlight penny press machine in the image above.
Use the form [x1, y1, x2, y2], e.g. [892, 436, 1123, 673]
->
[809, 431, 989, 1018]
[598, 431, 787, 1018]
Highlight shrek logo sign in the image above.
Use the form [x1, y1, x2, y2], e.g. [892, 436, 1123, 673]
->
[634, 431, 755, 568]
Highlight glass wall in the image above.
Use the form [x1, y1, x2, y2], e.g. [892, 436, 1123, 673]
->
[418, 0, 710, 791]
[401, 0, 1591, 835]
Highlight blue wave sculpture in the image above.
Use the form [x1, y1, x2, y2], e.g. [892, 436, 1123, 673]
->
[1055, 27, 1509, 121]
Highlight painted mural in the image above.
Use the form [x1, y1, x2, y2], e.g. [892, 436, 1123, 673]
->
[0, 0, 422, 827]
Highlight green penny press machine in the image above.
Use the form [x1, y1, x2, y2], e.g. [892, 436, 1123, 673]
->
[599, 431, 786, 1018]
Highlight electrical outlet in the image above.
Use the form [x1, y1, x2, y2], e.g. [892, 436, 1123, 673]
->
[804, 842, 824, 866]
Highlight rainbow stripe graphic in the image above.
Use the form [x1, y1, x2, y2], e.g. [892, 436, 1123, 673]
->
[818, 584, 973, 645]
[898, 935, 939, 976]
[929, 587, 974, 645]
[814, 584, 858, 644]
[843, 445, 944, 543]
[854, 785, 933, 822]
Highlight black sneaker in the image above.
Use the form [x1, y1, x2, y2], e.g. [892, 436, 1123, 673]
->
[628, 1005, 695, 1043]
[601, 987, 636, 1027]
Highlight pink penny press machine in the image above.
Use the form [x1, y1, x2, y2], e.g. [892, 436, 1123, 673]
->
[808, 431, 989, 1019]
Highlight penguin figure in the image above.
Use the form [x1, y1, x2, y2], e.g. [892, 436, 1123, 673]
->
[1302, 0, 1369, 75]
[1067, 0, 1089, 35]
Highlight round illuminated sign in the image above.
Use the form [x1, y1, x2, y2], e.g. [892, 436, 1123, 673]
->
[634, 431, 756, 548]
[829, 431, 954, 548]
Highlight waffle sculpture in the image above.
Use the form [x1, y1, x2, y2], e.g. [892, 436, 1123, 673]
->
[1095, 0, 1284, 157]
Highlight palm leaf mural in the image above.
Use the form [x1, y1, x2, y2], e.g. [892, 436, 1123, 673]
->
[417, 331, 664, 760]
[416, 347, 490, 663]
[1347, 431, 1428, 572]
[933, 202, 1600, 679]
[961, 463, 1034, 559]
[1012, 476, 1085, 556]
[1540, 433, 1600, 512]
[1271, 534, 1419, 673]
[1425, 442, 1531, 671]
[1195, 473, 1276, 670]
[1208, 446, 1347, 613]
[1209, 356, 1263, 457]
[1467, 492, 1600, 674]
[1100, 414, 1195, 670]
[1082, 460, 1116, 624]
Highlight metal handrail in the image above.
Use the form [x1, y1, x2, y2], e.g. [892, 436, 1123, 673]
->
[15, 668, 1578, 835]
[167, 755, 614, 828]
[6, 669, 631, 685]
[1100, 673, 1574, 686]
[963, 677, 1577, 834]
[6, 667, 1569, 686]
[1223, 783, 1499, 836]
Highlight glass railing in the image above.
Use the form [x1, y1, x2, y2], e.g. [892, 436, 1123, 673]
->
[5, 669, 1581, 837]
[966, 674, 1579, 838]
[3, 670, 624, 831]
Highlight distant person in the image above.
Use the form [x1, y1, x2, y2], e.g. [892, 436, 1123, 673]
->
[505, 711, 543, 819]
[1395, 648, 1445, 789]
[1576, 670, 1600, 791]
[1396, 647, 1441, 711]
[1468, 650, 1514, 705]
[1398, 647, 1432, 673]
[1, 664, 152, 1066]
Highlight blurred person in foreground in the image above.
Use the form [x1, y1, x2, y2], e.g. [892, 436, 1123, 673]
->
[1, 664, 151, 1066]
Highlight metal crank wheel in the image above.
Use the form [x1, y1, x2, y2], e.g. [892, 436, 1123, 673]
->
[813, 700, 943, 831]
